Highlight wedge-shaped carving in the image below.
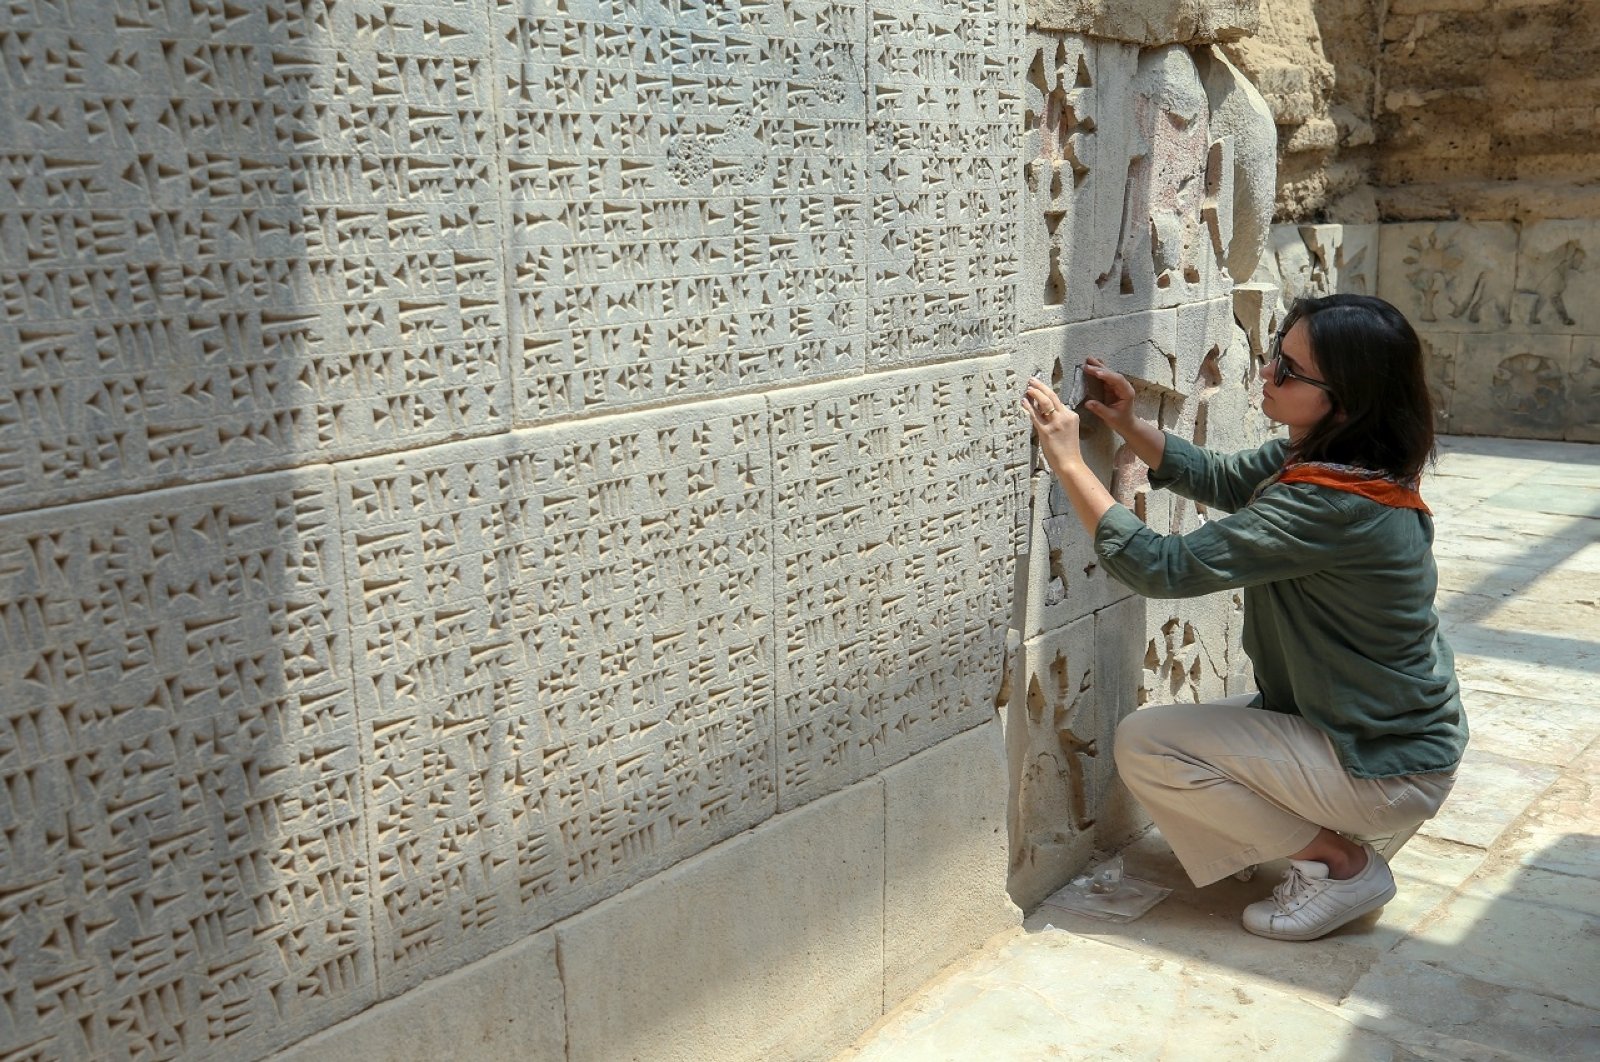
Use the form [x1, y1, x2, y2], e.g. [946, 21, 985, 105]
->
[1021, 30, 1101, 329]
[865, 0, 1021, 367]
[337, 399, 777, 992]
[500, 5, 869, 422]
[0, 2, 506, 513]
[771, 361, 1027, 809]
[0, 470, 369, 1061]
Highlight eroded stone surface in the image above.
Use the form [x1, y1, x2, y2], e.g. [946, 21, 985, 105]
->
[1005, 616, 1104, 909]
[1195, 48, 1277, 283]
[1027, 0, 1260, 46]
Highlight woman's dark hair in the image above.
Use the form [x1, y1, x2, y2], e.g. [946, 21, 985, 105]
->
[1278, 293, 1436, 481]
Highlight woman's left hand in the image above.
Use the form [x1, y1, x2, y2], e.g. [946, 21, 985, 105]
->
[1021, 378, 1084, 471]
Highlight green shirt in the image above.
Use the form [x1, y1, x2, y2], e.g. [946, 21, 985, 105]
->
[1094, 432, 1467, 779]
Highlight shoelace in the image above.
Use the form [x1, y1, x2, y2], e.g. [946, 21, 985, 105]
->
[1272, 865, 1326, 911]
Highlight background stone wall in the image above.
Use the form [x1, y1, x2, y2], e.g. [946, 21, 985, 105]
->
[0, 1, 1280, 1059]
[1238, 0, 1598, 443]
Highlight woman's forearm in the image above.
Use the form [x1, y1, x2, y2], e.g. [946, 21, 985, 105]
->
[1119, 418, 1167, 471]
[1052, 458, 1117, 537]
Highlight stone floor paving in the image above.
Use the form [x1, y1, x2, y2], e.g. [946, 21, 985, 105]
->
[834, 436, 1600, 1062]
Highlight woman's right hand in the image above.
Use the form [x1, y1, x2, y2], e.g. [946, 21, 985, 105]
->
[1082, 357, 1138, 437]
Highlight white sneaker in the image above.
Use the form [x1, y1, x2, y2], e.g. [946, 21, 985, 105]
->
[1241, 844, 1395, 941]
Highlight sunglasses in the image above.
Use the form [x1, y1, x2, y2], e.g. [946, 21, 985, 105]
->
[1267, 330, 1336, 394]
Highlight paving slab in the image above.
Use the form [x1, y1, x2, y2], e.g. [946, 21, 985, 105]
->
[835, 435, 1600, 1062]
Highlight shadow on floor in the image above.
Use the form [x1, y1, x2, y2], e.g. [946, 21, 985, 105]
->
[1024, 826, 1600, 1060]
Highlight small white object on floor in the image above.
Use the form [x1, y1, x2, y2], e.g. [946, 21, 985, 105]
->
[1037, 854, 1172, 924]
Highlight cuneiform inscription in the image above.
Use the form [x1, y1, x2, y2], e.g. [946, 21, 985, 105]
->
[771, 363, 1026, 807]
[0, 0, 506, 513]
[0, 470, 369, 1061]
[500, 4, 869, 422]
[868, 0, 1020, 366]
[338, 400, 776, 991]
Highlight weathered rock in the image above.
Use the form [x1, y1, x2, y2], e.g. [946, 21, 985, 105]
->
[1196, 47, 1279, 282]
[1028, 0, 1260, 45]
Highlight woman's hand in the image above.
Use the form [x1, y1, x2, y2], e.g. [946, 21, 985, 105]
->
[1021, 376, 1117, 535]
[1081, 357, 1138, 436]
[1021, 377, 1084, 471]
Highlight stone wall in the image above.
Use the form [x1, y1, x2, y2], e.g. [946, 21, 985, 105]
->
[1374, 0, 1600, 224]
[0, 1, 1281, 1059]
[1258, 222, 1597, 442]
[1235, 0, 1598, 444]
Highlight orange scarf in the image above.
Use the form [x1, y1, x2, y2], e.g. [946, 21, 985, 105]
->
[1257, 462, 1432, 514]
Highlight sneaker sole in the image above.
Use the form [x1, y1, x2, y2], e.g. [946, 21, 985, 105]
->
[1242, 879, 1398, 942]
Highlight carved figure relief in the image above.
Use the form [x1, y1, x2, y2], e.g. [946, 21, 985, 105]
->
[1513, 240, 1584, 327]
[1492, 352, 1567, 426]
[1097, 46, 1217, 310]
[1401, 232, 1508, 326]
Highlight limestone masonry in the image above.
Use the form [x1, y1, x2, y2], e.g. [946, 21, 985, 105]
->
[12, 1, 1589, 1060]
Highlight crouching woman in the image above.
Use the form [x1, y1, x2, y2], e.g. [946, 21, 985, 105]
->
[1020, 294, 1466, 941]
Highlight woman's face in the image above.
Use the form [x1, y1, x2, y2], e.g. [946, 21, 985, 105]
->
[1262, 320, 1336, 442]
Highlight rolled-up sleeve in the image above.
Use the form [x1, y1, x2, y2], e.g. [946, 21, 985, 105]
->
[1093, 484, 1352, 599]
[1151, 433, 1291, 513]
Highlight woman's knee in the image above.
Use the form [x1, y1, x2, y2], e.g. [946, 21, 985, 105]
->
[1113, 704, 1183, 779]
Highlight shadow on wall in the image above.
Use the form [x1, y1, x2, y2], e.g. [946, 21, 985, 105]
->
[0, 0, 510, 1057]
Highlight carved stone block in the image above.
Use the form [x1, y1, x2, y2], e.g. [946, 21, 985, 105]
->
[0, 470, 371, 1060]
[1005, 615, 1101, 909]
[1139, 595, 1236, 708]
[0, 0, 508, 514]
[498, 1, 869, 422]
[1513, 221, 1596, 335]
[1451, 334, 1575, 441]
[770, 360, 1027, 810]
[335, 399, 778, 992]
[1570, 338, 1600, 444]
[1377, 223, 1519, 334]
[1020, 31, 1104, 330]
[869, 0, 1021, 367]
[1091, 45, 1231, 318]
[1255, 224, 1378, 319]
[1195, 47, 1276, 284]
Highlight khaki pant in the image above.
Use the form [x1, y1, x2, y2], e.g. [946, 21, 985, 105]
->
[1113, 695, 1457, 888]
